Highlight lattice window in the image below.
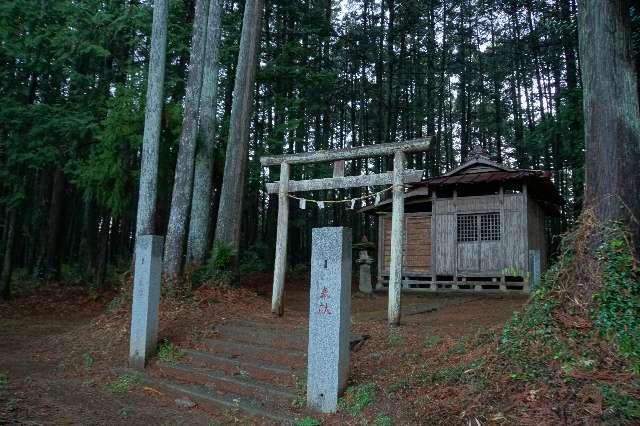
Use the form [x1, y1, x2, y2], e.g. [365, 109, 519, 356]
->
[457, 214, 478, 242]
[480, 212, 501, 241]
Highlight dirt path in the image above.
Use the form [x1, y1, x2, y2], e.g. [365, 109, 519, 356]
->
[0, 290, 211, 425]
[0, 282, 528, 425]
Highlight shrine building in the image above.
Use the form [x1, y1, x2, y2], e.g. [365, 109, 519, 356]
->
[362, 148, 562, 293]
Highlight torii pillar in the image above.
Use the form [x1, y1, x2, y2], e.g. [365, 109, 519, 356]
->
[388, 151, 405, 325]
[271, 162, 289, 316]
[261, 138, 430, 326]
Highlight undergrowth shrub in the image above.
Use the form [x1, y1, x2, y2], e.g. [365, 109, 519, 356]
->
[499, 255, 568, 378]
[109, 373, 141, 393]
[239, 243, 269, 273]
[191, 242, 234, 287]
[297, 417, 320, 426]
[599, 384, 640, 420]
[417, 359, 486, 388]
[60, 263, 93, 286]
[387, 329, 403, 346]
[497, 212, 640, 422]
[373, 414, 393, 426]
[106, 272, 134, 312]
[594, 228, 640, 373]
[82, 352, 94, 369]
[157, 338, 182, 363]
[339, 383, 375, 417]
[424, 335, 440, 348]
[292, 375, 307, 407]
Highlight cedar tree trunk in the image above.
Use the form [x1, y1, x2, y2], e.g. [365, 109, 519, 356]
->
[579, 0, 640, 243]
[135, 0, 168, 237]
[187, 0, 223, 266]
[164, 0, 210, 279]
[214, 0, 263, 257]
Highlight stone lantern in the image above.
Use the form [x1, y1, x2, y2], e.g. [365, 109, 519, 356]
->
[355, 236, 375, 294]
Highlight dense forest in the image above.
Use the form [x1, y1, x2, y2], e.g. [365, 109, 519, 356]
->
[0, 0, 637, 292]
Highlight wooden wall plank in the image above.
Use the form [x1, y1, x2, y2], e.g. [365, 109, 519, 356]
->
[433, 201, 456, 275]
[380, 213, 431, 273]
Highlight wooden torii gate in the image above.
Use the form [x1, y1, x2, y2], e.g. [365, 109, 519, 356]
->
[260, 138, 431, 325]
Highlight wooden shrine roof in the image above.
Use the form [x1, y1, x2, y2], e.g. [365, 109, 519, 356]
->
[360, 168, 562, 215]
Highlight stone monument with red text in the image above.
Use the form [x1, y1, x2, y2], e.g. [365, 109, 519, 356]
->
[306, 227, 352, 413]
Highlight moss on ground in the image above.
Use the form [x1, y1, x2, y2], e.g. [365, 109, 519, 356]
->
[496, 211, 640, 423]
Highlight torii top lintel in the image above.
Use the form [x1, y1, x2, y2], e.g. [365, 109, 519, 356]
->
[259, 137, 431, 167]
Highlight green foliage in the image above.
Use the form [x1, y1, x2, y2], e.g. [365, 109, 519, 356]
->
[417, 360, 486, 388]
[424, 335, 440, 348]
[499, 249, 574, 379]
[499, 224, 640, 380]
[82, 352, 94, 370]
[593, 228, 640, 373]
[157, 339, 181, 363]
[292, 394, 306, 408]
[109, 373, 141, 393]
[497, 222, 640, 425]
[0, 0, 589, 292]
[373, 414, 393, 426]
[238, 244, 269, 274]
[68, 85, 144, 216]
[60, 263, 93, 286]
[297, 417, 320, 426]
[106, 290, 129, 314]
[450, 338, 467, 355]
[292, 374, 307, 407]
[210, 242, 233, 273]
[192, 242, 235, 287]
[387, 330, 403, 346]
[599, 385, 640, 421]
[339, 383, 375, 417]
[294, 374, 307, 392]
[501, 266, 529, 280]
[0, 373, 7, 391]
[473, 329, 498, 346]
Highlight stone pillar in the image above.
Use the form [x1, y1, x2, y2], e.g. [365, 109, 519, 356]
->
[307, 227, 352, 413]
[129, 235, 164, 369]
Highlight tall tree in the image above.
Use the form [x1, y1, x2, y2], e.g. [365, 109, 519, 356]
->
[0, 209, 17, 301]
[187, 0, 223, 266]
[135, 0, 168, 237]
[164, 0, 211, 279]
[579, 0, 640, 243]
[214, 0, 263, 257]
[0, 0, 601, 289]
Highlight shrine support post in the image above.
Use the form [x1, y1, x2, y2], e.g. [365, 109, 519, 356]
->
[272, 162, 289, 315]
[388, 151, 405, 326]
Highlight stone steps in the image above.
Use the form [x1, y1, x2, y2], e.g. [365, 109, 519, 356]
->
[216, 320, 368, 350]
[232, 319, 308, 335]
[138, 319, 307, 423]
[214, 323, 307, 350]
[182, 349, 303, 387]
[200, 337, 307, 368]
[215, 322, 368, 351]
[138, 374, 296, 424]
[156, 362, 297, 405]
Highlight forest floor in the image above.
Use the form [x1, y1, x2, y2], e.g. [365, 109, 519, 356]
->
[0, 274, 554, 425]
